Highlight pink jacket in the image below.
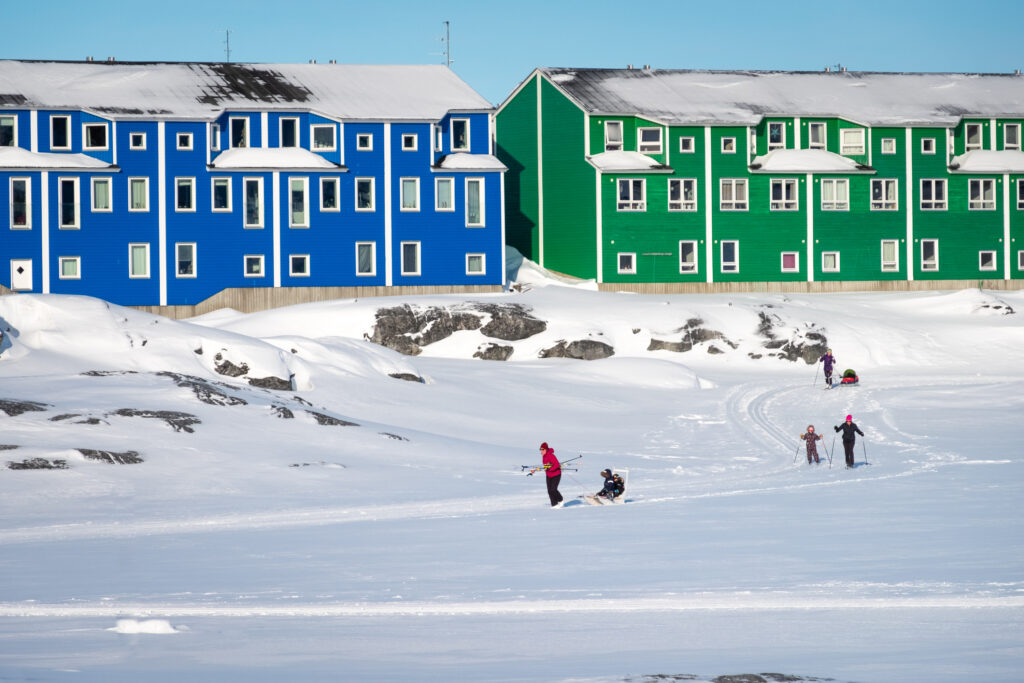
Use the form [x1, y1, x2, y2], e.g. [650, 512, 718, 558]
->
[542, 449, 561, 478]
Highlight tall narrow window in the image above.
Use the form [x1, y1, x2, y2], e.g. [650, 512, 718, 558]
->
[280, 117, 298, 147]
[968, 179, 996, 210]
[435, 177, 454, 211]
[10, 178, 30, 229]
[176, 243, 196, 277]
[617, 179, 646, 211]
[965, 123, 983, 151]
[881, 240, 900, 272]
[83, 122, 108, 150]
[244, 178, 263, 227]
[605, 121, 623, 151]
[51, 116, 70, 150]
[871, 179, 898, 210]
[821, 178, 849, 210]
[451, 118, 469, 151]
[312, 125, 336, 151]
[320, 177, 339, 211]
[721, 240, 739, 273]
[768, 122, 786, 150]
[210, 123, 221, 151]
[401, 241, 421, 276]
[1018, 181, 1024, 210]
[0, 115, 16, 147]
[129, 243, 150, 278]
[921, 239, 939, 271]
[770, 178, 798, 210]
[808, 122, 826, 149]
[356, 242, 376, 276]
[289, 178, 308, 227]
[58, 178, 79, 228]
[212, 178, 231, 211]
[679, 241, 698, 273]
[355, 178, 375, 211]
[434, 124, 443, 152]
[638, 127, 663, 154]
[1004, 123, 1021, 151]
[400, 177, 419, 211]
[175, 178, 195, 212]
[91, 177, 112, 212]
[230, 117, 248, 148]
[466, 178, 484, 226]
[920, 179, 947, 210]
[129, 177, 149, 211]
[720, 179, 747, 210]
[668, 178, 697, 211]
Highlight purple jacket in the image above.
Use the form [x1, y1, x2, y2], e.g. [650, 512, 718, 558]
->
[819, 353, 835, 371]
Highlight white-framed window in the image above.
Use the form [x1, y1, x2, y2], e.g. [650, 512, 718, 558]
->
[679, 240, 698, 274]
[921, 137, 936, 155]
[129, 131, 146, 150]
[451, 118, 470, 151]
[679, 136, 695, 153]
[83, 122, 108, 150]
[356, 133, 373, 150]
[129, 243, 150, 278]
[969, 178, 996, 210]
[466, 253, 486, 275]
[58, 256, 80, 280]
[466, 178, 484, 226]
[435, 177, 454, 211]
[808, 122, 826, 150]
[638, 127, 663, 154]
[871, 179, 898, 211]
[210, 123, 221, 151]
[821, 178, 849, 211]
[400, 241, 421, 276]
[921, 239, 939, 271]
[129, 177, 149, 212]
[176, 132, 193, 151]
[91, 177, 112, 212]
[881, 239, 900, 272]
[244, 254, 264, 278]
[211, 177, 231, 212]
[881, 138, 896, 154]
[617, 252, 636, 274]
[965, 123, 983, 151]
[312, 124, 336, 151]
[768, 122, 786, 150]
[617, 178, 646, 211]
[50, 115, 70, 150]
[289, 254, 310, 277]
[289, 177, 309, 227]
[175, 242, 196, 278]
[175, 177, 195, 212]
[434, 124, 443, 152]
[770, 178, 798, 211]
[402, 133, 418, 151]
[1018, 250, 1024, 271]
[720, 178, 747, 211]
[781, 251, 799, 273]
[355, 242, 376, 276]
[320, 177, 339, 211]
[822, 251, 840, 273]
[840, 128, 865, 155]
[668, 178, 697, 211]
[1004, 123, 1021, 151]
[721, 137, 736, 153]
[400, 177, 419, 211]
[10, 177, 30, 229]
[0, 114, 15, 147]
[979, 250, 997, 271]
[280, 117, 299, 148]
[355, 177, 375, 211]
[720, 240, 739, 273]
[604, 120, 623, 152]
[920, 179, 947, 210]
[230, 117, 249, 148]
[58, 177, 80, 228]
[1018, 180, 1024, 210]
[244, 177, 263, 228]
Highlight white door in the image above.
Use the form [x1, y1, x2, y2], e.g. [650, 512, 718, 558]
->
[10, 259, 33, 290]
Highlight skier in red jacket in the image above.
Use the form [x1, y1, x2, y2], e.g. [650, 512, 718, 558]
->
[540, 442, 563, 507]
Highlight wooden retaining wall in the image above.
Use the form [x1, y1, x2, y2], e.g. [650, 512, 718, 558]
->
[595, 279, 1024, 295]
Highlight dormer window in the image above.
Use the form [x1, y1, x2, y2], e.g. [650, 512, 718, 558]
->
[230, 117, 248, 148]
[1005, 123, 1021, 150]
[965, 123, 983, 151]
[83, 122, 108, 150]
[280, 118, 298, 147]
[768, 122, 785, 150]
[808, 122, 826, 149]
[840, 128, 865, 155]
[311, 124, 336, 151]
[637, 127, 662, 154]
[51, 116, 71, 150]
[451, 118, 469, 151]
[0, 115, 15, 147]
[604, 121, 623, 151]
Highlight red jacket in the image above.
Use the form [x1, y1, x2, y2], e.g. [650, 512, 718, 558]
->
[542, 449, 561, 478]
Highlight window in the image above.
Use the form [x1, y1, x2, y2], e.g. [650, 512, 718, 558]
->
[289, 254, 310, 277]
[58, 177, 79, 228]
[617, 179, 646, 211]
[244, 254, 264, 278]
[451, 118, 469, 151]
[312, 124, 336, 151]
[822, 251, 840, 273]
[979, 251, 997, 271]
[965, 123, 983, 151]
[10, 178, 30, 229]
[921, 239, 939, 271]
[721, 137, 736, 153]
[1019, 250, 1024, 271]
[51, 116, 70, 150]
[355, 242, 376, 276]
[821, 178, 849, 211]
[280, 118, 298, 148]
[871, 179, 898, 210]
[781, 252, 799, 273]
[920, 179, 947, 210]
[244, 177, 263, 227]
[921, 138, 936, 154]
[466, 178, 484, 226]
[400, 177, 419, 211]
[720, 240, 739, 273]
[770, 178, 798, 211]
[605, 121, 623, 152]
[83, 122, 108, 150]
[176, 243, 196, 277]
[969, 179, 996, 210]
[289, 177, 309, 227]
[679, 241, 698, 273]
[210, 123, 221, 151]
[808, 122, 826, 150]
[720, 178, 747, 210]
[768, 122, 786, 150]
[175, 178, 195, 212]
[400, 241, 421, 276]
[129, 243, 150, 278]
[617, 253, 636, 274]
[881, 138, 896, 154]
[679, 136, 695, 153]
[0, 115, 15, 147]
[840, 128, 865, 155]
[638, 127, 663, 154]
[212, 177, 231, 211]
[355, 178, 375, 211]
[230, 117, 248, 148]
[402, 133, 417, 151]
[1018, 181, 1024, 210]
[1005, 123, 1021, 151]
[466, 253, 486, 275]
[129, 177, 149, 211]
[320, 177, 339, 211]
[881, 240, 900, 272]
[668, 178, 697, 211]
[58, 256, 80, 280]
[356, 133, 373, 150]
[176, 132, 193, 150]
[91, 177, 112, 212]
[435, 177, 454, 211]
[434, 124, 443, 152]
[129, 132, 146, 150]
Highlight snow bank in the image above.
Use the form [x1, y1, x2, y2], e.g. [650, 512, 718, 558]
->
[108, 619, 180, 635]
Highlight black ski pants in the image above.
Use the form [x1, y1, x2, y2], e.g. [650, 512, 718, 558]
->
[546, 474, 563, 506]
[843, 440, 856, 468]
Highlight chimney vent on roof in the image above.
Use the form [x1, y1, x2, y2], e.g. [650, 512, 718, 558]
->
[329, 59, 337, 64]
[85, 56, 93, 62]
[107, 57, 115, 62]
[309, 59, 317, 64]
[824, 66, 831, 72]
[643, 64, 651, 70]
[627, 64, 633, 70]
[1016, 69, 1022, 76]
[841, 66, 847, 72]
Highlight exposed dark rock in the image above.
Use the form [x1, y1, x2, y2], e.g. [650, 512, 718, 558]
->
[289, 461, 346, 468]
[477, 303, 547, 340]
[369, 303, 546, 355]
[389, 373, 425, 383]
[0, 399, 48, 417]
[713, 676, 768, 683]
[473, 343, 514, 361]
[292, 395, 313, 407]
[0, 444, 19, 450]
[648, 318, 734, 353]
[194, 347, 203, 355]
[748, 353, 763, 359]
[157, 371, 247, 406]
[270, 405, 295, 419]
[82, 370, 137, 376]
[77, 448, 143, 465]
[76, 417, 105, 425]
[113, 408, 201, 433]
[756, 309, 828, 364]
[50, 413, 79, 422]
[8, 458, 68, 470]
[539, 339, 615, 360]
[248, 375, 293, 390]
[306, 410, 359, 427]
[213, 352, 250, 377]
[379, 432, 409, 441]
[707, 345, 725, 354]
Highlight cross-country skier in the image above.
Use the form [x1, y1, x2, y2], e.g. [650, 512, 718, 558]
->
[819, 349, 836, 387]
[800, 425, 823, 464]
[540, 442, 563, 507]
[834, 415, 864, 468]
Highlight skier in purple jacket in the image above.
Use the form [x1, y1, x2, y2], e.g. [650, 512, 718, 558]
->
[819, 349, 836, 387]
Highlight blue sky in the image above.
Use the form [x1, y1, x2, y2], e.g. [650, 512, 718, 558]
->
[5, 0, 1024, 105]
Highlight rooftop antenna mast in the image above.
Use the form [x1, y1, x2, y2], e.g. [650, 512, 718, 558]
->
[224, 30, 231, 63]
[441, 21, 453, 68]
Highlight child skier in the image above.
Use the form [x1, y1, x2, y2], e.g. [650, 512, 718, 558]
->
[800, 425, 823, 464]
[834, 415, 864, 468]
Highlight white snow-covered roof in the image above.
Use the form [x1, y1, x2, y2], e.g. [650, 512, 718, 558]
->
[948, 149, 1024, 173]
[210, 147, 343, 170]
[586, 150, 673, 173]
[749, 148, 874, 174]
[0, 146, 114, 169]
[432, 153, 507, 172]
[0, 61, 493, 121]
[537, 68, 1024, 126]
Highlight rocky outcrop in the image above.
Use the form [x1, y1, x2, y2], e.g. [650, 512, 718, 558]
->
[306, 410, 359, 427]
[0, 399, 48, 417]
[77, 448, 143, 465]
[389, 372, 425, 383]
[477, 303, 547, 340]
[757, 309, 828, 364]
[157, 372, 248, 407]
[369, 303, 546, 356]
[8, 458, 68, 470]
[213, 353, 249, 377]
[248, 375, 293, 390]
[473, 343, 514, 361]
[539, 339, 614, 361]
[647, 318, 734, 353]
[113, 408, 201, 433]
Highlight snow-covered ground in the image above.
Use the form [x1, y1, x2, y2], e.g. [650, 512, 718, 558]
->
[0, 260, 1022, 682]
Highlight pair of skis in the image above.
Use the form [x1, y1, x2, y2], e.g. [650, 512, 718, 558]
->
[520, 454, 581, 476]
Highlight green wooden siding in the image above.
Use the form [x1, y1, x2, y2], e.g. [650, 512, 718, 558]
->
[495, 76, 540, 259]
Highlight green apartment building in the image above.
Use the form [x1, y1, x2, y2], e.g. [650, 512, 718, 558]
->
[495, 68, 1024, 291]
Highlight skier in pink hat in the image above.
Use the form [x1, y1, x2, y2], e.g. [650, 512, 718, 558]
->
[834, 415, 864, 468]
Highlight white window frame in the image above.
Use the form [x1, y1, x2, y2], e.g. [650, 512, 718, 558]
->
[10, 177, 30, 229]
[617, 252, 636, 275]
[311, 124, 336, 151]
[466, 177, 485, 227]
[58, 177, 80, 229]
[870, 178, 898, 211]
[128, 177, 149, 212]
[921, 239, 939, 271]
[1018, 250, 1024, 271]
[129, 132, 146, 150]
[820, 178, 849, 211]
[433, 124, 443, 152]
[400, 177, 420, 212]
[435, 177, 454, 212]
[465, 253, 486, 276]
[721, 137, 736, 153]
[979, 250, 998, 271]
[58, 256, 81, 280]
[881, 138, 896, 154]
[289, 254, 310, 278]
[91, 176, 112, 213]
[211, 177, 232, 212]
[968, 178, 996, 211]
[617, 178, 646, 211]
[605, 121, 623, 152]
[243, 177, 264, 228]
[822, 251, 840, 273]
[129, 243, 150, 279]
[82, 122, 108, 151]
[289, 176, 310, 228]
[400, 241, 421, 276]
[768, 122, 786, 151]
[174, 177, 196, 212]
[243, 254, 265, 278]
[355, 242, 376, 277]
[320, 177, 340, 212]
[176, 132, 193, 151]
[668, 178, 697, 212]
[50, 115, 70, 150]
[921, 137, 936, 155]
[401, 133, 418, 151]
[279, 117, 299, 148]
[920, 179, 947, 211]
[840, 128, 865, 155]
[637, 127, 663, 154]
[1004, 123, 1021, 151]
[808, 122, 826, 150]
[355, 177, 375, 212]
[1018, 180, 1024, 210]
[965, 123, 983, 151]
[451, 118, 470, 152]
[175, 242, 197, 278]
[720, 240, 739, 273]
[209, 123, 221, 152]
[679, 240, 698, 274]
[720, 178, 748, 211]
[356, 133, 373, 151]
[881, 239, 900, 272]
[679, 136, 695, 153]
[769, 178, 798, 211]
[0, 114, 15, 147]
[780, 251, 800, 273]
[230, 117, 249, 149]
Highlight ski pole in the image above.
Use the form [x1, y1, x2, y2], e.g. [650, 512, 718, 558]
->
[793, 440, 801, 464]
[830, 434, 836, 469]
[813, 363, 819, 387]
[862, 439, 869, 466]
